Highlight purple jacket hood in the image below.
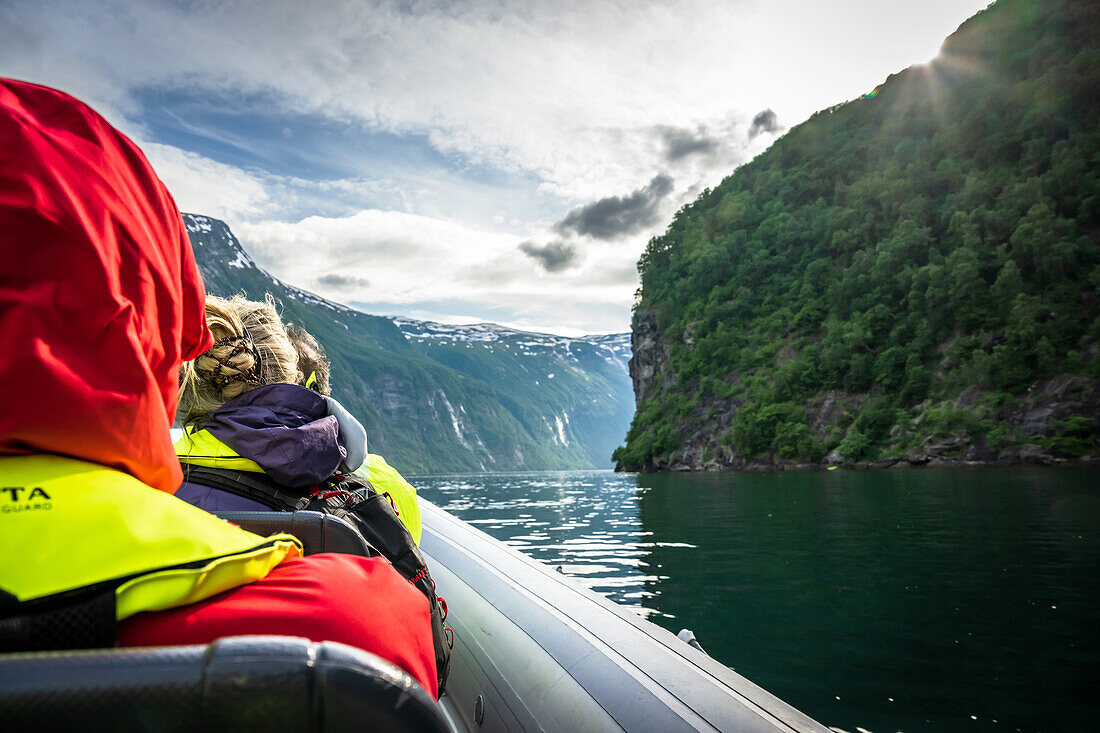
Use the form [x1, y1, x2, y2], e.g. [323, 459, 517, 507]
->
[197, 383, 347, 488]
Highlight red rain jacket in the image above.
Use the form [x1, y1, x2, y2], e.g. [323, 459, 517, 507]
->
[0, 78, 211, 493]
[0, 79, 438, 696]
[119, 553, 439, 698]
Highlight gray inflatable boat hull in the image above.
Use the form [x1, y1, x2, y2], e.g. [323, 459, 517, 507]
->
[419, 499, 828, 732]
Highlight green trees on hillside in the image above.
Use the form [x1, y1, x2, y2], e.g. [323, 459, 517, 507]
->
[616, 0, 1100, 469]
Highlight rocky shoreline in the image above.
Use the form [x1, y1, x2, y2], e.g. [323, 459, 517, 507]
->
[618, 447, 1100, 473]
[619, 308, 1100, 473]
[636, 449, 1100, 473]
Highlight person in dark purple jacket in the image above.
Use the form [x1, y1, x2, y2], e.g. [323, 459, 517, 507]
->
[174, 294, 369, 511]
[172, 295, 449, 694]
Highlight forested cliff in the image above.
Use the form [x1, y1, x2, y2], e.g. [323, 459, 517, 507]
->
[615, 0, 1100, 471]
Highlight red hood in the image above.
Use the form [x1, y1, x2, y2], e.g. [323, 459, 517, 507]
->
[0, 78, 213, 492]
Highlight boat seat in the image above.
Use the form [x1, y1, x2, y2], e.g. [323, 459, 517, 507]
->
[0, 635, 453, 732]
[214, 509, 376, 557]
[0, 517, 448, 731]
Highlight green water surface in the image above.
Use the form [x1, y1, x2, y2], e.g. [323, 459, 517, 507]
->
[416, 466, 1100, 733]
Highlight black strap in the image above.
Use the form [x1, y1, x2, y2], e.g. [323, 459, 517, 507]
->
[180, 466, 452, 694]
[180, 464, 305, 510]
[0, 586, 117, 653]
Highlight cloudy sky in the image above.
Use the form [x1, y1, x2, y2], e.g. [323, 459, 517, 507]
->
[2, 0, 990, 334]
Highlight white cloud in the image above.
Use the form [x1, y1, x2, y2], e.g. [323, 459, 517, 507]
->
[1, 0, 991, 201]
[141, 142, 272, 222]
[1, 0, 993, 333]
[235, 209, 638, 334]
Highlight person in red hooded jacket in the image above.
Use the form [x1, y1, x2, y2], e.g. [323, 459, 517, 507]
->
[0, 78, 438, 698]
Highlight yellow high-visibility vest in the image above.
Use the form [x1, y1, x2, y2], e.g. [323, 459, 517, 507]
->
[356, 453, 423, 546]
[0, 455, 301, 621]
[176, 428, 423, 544]
[174, 424, 265, 472]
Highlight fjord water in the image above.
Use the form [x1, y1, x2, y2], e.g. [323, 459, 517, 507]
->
[415, 467, 1100, 733]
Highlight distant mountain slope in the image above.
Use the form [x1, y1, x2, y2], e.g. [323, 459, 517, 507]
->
[617, 0, 1100, 471]
[395, 319, 633, 468]
[183, 213, 634, 473]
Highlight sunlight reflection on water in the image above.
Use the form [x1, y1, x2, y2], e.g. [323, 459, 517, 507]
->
[418, 466, 1100, 733]
[414, 469, 666, 618]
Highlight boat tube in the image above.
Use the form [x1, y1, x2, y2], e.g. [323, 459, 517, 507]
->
[419, 499, 829, 732]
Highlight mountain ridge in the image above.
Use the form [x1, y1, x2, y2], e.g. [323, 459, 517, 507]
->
[183, 213, 634, 473]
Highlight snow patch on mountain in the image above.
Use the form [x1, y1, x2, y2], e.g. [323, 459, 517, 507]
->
[438, 390, 471, 450]
[392, 316, 631, 370]
[285, 286, 354, 315]
[184, 215, 214, 234]
[554, 415, 568, 445]
[227, 250, 252, 269]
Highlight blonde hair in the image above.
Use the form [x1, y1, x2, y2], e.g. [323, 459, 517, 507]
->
[178, 294, 298, 424]
[287, 324, 331, 396]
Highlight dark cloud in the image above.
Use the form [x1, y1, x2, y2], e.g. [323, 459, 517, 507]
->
[748, 109, 781, 139]
[317, 273, 370, 288]
[518, 240, 578, 273]
[553, 173, 674, 241]
[660, 127, 718, 162]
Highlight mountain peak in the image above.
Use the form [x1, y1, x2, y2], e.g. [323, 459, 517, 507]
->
[183, 214, 636, 471]
[182, 212, 256, 272]
[394, 317, 632, 375]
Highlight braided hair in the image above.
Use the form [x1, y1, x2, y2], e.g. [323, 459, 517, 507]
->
[178, 294, 298, 424]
